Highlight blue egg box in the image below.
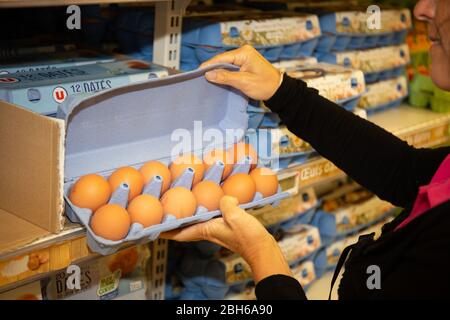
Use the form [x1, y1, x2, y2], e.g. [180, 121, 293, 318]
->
[246, 129, 317, 171]
[316, 11, 410, 52]
[191, 227, 324, 298]
[363, 66, 406, 84]
[364, 96, 406, 116]
[182, 14, 321, 48]
[114, 8, 155, 62]
[309, 208, 397, 246]
[180, 39, 320, 72]
[58, 64, 290, 255]
[247, 94, 362, 130]
[316, 50, 408, 84]
[315, 30, 408, 53]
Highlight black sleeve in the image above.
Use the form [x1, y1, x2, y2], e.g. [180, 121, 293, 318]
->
[255, 275, 307, 300]
[265, 75, 450, 208]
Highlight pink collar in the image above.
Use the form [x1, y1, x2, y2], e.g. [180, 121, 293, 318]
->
[395, 154, 450, 231]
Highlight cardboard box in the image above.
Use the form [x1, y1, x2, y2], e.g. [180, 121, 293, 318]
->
[0, 60, 169, 115]
[358, 76, 408, 111]
[41, 245, 150, 300]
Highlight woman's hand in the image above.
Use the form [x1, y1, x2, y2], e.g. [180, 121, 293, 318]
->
[199, 45, 283, 101]
[161, 196, 293, 283]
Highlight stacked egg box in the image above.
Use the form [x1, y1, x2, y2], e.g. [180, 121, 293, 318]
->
[180, 11, 322, 71]
[312, 9, 413, 114]
[168, 183, 399, 300]
[246, 56, 367, 170]
[166, 190, 327, 300]
[112, 8, 323, 70]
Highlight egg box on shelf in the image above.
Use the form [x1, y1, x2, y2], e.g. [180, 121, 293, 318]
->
[217, 223, 321, 287]
[40, 245, 150, 300]
[315, 216, 394, 276]
[358, 75, 409, 115]
[60, 64, 289, 255]
[316, 44, 410, 84]
[291, 260, 317, 290]
[315, 9, 412, 52]
[247, 62, 366, 129]
[246, 126, 317, 170]
[310, 185, 396, 244]
[0, 43, 78, 61]
[271, 56, 318, 71]
[0, 50, 116, 74]
[251, 187, 318, 229]
[0, 60, 169, 116]
[180, 12, 322, 70]
[225, 284, 256, 300]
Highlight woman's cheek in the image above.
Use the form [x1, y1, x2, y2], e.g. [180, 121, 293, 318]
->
[430, 45, 450, 90]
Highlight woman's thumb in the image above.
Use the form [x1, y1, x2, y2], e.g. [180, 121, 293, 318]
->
[220, 196, 246, 225]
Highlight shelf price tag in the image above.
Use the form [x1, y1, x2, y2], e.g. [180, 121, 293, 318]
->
[297, 159, 342, 188]
[401, 123, 450, 148]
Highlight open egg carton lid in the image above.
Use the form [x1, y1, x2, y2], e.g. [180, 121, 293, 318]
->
[58, 64, 290, 255]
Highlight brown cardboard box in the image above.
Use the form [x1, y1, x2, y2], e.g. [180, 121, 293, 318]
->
[0, 101, 65, 255]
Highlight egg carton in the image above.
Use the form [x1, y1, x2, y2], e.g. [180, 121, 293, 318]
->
[315, 9, 411, 52]
[253, 188, 319, 229]
[59, 64, 290, 255]
[211, 225, 323, 289]
[358, 75, 409, 115]
[314, 216, 394, 276]
[180, 13, 321, 71]
[0, 49, 116, 74]
[115, 7, 156, 62]
[224, 253, 323, 297]
[247, 62, 365, 129]
[0, 60, 169, 116]
[310, 197, 397, 245]
[316, 44, 410, 84]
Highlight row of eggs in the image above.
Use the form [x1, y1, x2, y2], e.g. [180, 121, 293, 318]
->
[68, 143, 279, 241]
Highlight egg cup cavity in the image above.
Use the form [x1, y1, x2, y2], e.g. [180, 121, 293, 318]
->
[142, 175, 163, 198]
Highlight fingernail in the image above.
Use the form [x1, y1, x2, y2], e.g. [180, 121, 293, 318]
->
[205, 71, 217, 80]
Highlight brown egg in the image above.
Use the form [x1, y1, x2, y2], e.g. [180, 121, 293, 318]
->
[140, 161, 172, 194]
[69, 174, 111, 212]
[90, 204, 131, 241]
[170, 154, 205, 186]
[249, 167, 279, 198]
[127, 194, 164, 228]
[203, 148, 233, 181]
[108, 167, 144, 201]
[222, 173, 256, 204]
[160, 186, 197, 219]
[192, 180, 224, 211]
[230, 142, 258, 169]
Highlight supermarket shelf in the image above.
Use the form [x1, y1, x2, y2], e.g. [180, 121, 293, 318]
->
[277, 105, 450, 189]
[0, 221, 167, 295]
[369, 105, 450, 148]
[0, 0, 168, 8]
